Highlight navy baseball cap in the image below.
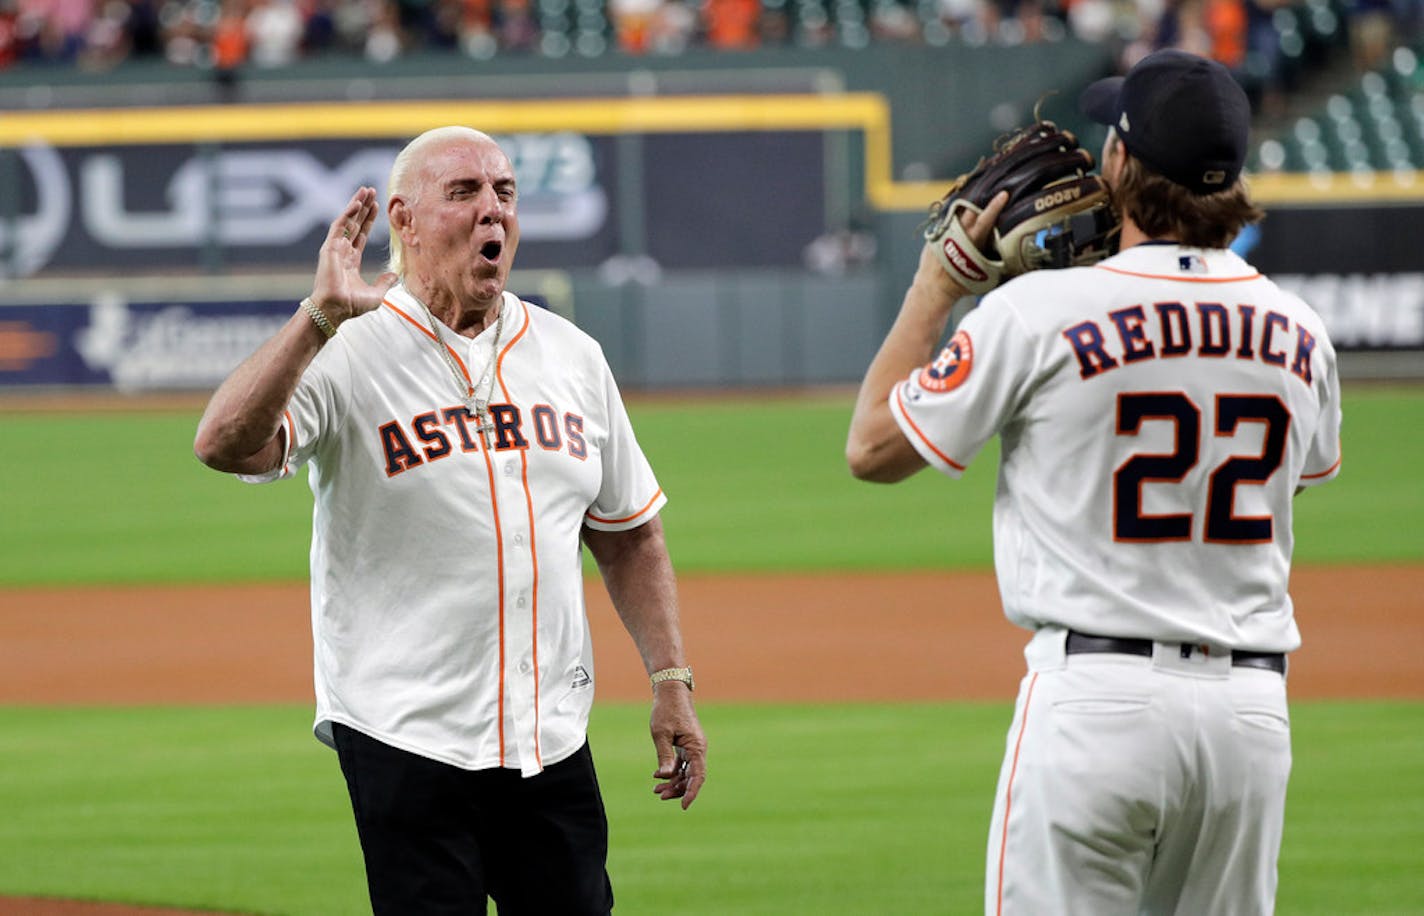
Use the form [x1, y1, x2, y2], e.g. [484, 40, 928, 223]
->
[1079, 49, 1251, 195]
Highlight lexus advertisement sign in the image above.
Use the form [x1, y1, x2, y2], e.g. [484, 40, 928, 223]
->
[0, 131, 826, 277]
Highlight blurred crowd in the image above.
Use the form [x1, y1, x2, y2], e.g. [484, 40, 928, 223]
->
[0, 0, 1418, 92]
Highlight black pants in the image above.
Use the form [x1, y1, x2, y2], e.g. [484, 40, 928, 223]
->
[333, 723, 614, 915]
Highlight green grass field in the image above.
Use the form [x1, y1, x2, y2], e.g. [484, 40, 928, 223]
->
[1, 384, 1421, 914]
[2, 385, 1421, 585]
[1, 703, 1420, 915]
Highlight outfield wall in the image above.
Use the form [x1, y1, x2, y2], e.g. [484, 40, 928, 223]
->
[1, 65, 1420, 390]
[2, 260, 1415, 393]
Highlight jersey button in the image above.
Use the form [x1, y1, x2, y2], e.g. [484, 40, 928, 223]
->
[518, 660, 531, 674]
[516, 595, 527, 608]
[513, 534, 525, 547]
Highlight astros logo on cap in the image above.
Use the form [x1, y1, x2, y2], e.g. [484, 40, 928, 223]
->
[918, 329, 974, 393]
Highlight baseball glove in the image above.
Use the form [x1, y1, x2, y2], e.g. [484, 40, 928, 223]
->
[923, 120, 1120, 295]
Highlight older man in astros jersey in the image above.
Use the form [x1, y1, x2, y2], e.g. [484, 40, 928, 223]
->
[195, 126, 706, 914]
[847, 50, 1341, 915]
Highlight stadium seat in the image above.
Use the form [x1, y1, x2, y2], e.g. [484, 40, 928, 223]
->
[1269, 51, 1424, 173]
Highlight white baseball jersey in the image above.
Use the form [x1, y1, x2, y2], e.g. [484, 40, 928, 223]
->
[891, 243, 1342, 650]
[891, 243, 1342, 915]
[241, 285, 666, 777]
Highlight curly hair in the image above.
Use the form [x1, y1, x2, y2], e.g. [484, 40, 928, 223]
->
[1113, 152, 1265, 249]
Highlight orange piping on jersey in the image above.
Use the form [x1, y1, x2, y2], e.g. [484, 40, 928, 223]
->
[390, 297, 511, 759]
[281, 409, 296, 474]
[1094, 264, 1261, 283]
[494, 298, 531, 374]
[384, 299, 476, 395]
[478, 435, 508, 766]
[384, 299, 447, 344]
[996, 672, 1039, 916]
[495, 298, 542, 770]
[587, 489, 665, 525]
[1300, 448, 1343, 480]
[893, 384, 968, 472]
[518, 446, 542, 769]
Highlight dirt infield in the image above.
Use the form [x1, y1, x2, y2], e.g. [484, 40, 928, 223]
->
[4, 567, 1420, 706]
[0, 902, 217, 916]
[1, 566, 1420, 914]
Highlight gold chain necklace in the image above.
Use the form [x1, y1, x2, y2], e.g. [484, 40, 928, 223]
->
[418, 296, 506, 449]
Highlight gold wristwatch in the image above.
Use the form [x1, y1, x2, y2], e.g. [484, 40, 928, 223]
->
[649, 666, 694, 691]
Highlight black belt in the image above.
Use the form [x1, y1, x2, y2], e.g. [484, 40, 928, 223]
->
[1065, 630, 1286, 675]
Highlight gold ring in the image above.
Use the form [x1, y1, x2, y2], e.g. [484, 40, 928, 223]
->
[342, 229, 352, 238]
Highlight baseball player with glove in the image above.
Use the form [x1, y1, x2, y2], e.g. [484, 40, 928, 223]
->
[848, 49, 1341, 915]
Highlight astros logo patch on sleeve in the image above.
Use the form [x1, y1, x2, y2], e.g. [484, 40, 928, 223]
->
[918, 329, 974, 393]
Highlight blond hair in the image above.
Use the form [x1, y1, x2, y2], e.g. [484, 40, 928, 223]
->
[386, 126, 499, 276]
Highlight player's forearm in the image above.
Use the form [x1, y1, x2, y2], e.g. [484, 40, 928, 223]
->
[584, 518, 689, 673]
[846, 254, 963, 480]
[194, 309, 326, 474]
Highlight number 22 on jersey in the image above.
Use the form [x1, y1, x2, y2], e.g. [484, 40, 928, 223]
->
[1114, 391, 1288, 545]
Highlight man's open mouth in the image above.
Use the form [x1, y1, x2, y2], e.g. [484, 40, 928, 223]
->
[480, 240, 503, 261]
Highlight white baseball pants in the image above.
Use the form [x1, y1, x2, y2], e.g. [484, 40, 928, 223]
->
[985, 627, 1291, 916]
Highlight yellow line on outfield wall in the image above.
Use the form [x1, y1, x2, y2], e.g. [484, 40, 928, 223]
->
[0, 95, 890, 143]
[1245, 170, 1424, 203]
[0, 94, 895, 209]
[2, 95, 1421, 208]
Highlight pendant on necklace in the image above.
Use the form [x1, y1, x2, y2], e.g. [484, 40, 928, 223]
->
[473, 398, 496, 449]
[421, 295, 504, 452]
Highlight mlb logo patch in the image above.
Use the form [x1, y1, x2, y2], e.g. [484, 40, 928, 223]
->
[1178, 254, 1208, 274]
